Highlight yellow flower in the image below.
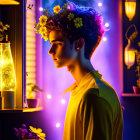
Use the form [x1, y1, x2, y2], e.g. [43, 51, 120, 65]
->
[41, 33, 48, 41]
[74, 17, 83, 28]
[67, 13, 74, 21]
[37, 132, 46, 140]
[29, 126, 46, 140]
[39, 15, 47, 26]
[39, 26, 47, 35]
[53, 5, 61, 13]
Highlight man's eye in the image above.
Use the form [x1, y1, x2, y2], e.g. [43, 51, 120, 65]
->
[51, 42, 64, 47]
[57, 43, 63, 46]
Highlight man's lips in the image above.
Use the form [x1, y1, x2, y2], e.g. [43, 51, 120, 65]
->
[52, 58, 57, 61]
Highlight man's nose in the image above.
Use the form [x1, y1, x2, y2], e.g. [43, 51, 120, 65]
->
[48, 45, 55, 55]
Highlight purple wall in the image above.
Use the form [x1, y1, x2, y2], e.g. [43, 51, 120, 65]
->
[36, 0, 43, 95]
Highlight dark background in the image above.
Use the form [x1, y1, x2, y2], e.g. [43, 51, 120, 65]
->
[122, 0, 140, 140]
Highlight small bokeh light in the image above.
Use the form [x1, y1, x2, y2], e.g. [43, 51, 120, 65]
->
[103, 37, 107, 41]
[47, 94, 52, 99]
[61, 99, 66, 104]
[39, 7, 43, 11]
[56, 123, 61, 128]
[98, 2, 102, 7]
[105, 22, 109, 27]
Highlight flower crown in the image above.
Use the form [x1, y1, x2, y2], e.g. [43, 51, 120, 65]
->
[35, 3, 83, 41]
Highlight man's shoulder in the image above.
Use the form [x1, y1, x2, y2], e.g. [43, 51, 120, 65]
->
[80, 88, 113, 116]
[82, 79, 122, 117]
[93, 78, 119, 101]
[83, 77, 119, 100]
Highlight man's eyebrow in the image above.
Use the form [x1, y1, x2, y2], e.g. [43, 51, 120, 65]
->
[50, 39, 64, 43]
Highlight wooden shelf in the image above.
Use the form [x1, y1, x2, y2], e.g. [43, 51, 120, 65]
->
[23, 106, 43, 112]
[0, 108, 22, 113]
[122, 93, 140, 97]
[0, 107, 43, 113]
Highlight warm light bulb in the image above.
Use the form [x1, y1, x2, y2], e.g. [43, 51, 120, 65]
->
[125, 50, 135, 68]
[125, 1, 136, 21]
[39, 7, 43, 11]
[61, 99, 66, 104]
[124, 39, 136, 69]
[56, 123, 61, 128]
[47, 94, 52, 99]
[98, 2, 102, 7]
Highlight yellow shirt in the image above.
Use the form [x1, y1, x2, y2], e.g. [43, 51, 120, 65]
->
[62, 70, 123, 140]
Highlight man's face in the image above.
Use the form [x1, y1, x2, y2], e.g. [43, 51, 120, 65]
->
[48, 30, 77, 68]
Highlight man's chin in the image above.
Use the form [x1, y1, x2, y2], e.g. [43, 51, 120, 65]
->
[54, 63, 64, 68]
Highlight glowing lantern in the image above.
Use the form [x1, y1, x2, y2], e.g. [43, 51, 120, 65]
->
[0, 41, 16, 109]
[0, 1, 19, 109]
[125, 0, 136, 21]
[124, 39, 136, 69]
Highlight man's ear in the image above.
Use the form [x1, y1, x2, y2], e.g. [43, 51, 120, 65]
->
[75, 38, 85, 51]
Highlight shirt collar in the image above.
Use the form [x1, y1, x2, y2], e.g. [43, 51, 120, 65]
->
[61, 70, 102, 95]
[61, 82, 77, 94]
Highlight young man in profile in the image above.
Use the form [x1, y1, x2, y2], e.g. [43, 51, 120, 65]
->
[36, 2, 123, 140]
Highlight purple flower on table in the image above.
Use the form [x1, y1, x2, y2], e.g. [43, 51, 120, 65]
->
[21, 123, 26, 128]
[14, 128, 18, 132]
[29, 132, 33, 137]
[22, 129, 28, 136]
[14, 124, 46, 140]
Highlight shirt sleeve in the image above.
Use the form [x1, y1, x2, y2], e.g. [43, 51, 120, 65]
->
[78, 88, 113, 140]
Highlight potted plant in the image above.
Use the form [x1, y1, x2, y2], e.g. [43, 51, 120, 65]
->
[26, 83, 43, 108]
[14, 124, 46, 140]
[133, 46, 140, 94]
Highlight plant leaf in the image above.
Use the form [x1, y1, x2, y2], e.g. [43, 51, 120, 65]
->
[3, 26, 7, 30]
[5, 24, 10, 28]
[0, 28, 3, 32]
[0, 21, 3, 26]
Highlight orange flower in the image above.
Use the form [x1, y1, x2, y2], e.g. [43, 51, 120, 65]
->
[53, 5, 61, 13]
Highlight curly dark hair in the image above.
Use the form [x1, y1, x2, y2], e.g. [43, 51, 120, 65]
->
[45, 4, 105, 59]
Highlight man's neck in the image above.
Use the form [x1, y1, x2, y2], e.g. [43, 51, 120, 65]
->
[67, 59, 94, 85]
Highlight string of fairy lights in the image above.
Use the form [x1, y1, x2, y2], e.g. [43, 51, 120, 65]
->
[39, 1, 109, 129]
